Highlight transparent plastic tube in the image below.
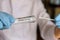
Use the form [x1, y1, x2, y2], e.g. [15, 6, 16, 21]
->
[14, 16, 36, 24]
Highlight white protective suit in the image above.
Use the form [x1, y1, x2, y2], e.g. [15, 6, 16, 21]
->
[0, 0, 57, 40]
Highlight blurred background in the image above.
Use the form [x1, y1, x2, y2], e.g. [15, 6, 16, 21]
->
[37, 0, 60, 40]
[42, 0, 60, 19]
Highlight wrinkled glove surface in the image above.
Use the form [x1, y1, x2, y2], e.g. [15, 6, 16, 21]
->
[55, 14, 60, 28]
[0, 11, 15, 30]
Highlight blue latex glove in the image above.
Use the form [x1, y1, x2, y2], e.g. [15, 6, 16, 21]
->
[55, 14, 60, 28]
[0, 11, 15, 30]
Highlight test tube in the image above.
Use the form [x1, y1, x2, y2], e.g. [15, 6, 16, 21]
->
[14, 16, 36, 24]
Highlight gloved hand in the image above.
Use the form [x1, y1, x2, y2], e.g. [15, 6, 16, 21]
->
[55, 14, 60, 28]
[0, 11, 15, 30]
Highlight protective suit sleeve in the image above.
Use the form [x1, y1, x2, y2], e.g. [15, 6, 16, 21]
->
[38, 0, 57, 40]
[0, 0, 12, 14]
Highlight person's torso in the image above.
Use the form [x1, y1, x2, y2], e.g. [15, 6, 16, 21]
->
[0, 0, 40, 40]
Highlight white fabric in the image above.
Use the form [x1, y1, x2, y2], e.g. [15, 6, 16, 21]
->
[0, 0, 57, 40]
